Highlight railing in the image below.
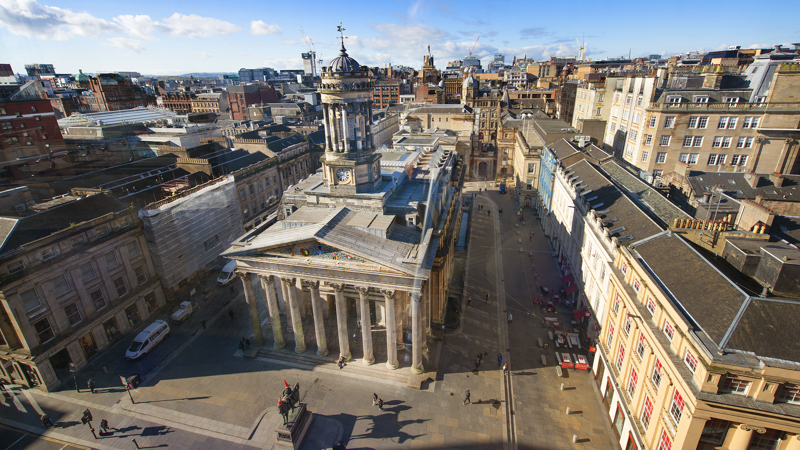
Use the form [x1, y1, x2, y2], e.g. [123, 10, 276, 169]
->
[648, 102, 767, 111]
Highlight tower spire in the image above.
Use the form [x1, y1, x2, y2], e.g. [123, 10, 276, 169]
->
[337, 23, 346, 48]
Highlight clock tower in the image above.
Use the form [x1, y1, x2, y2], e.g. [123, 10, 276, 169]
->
[319, 27, 381, 194]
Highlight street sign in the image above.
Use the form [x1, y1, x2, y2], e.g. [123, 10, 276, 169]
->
[589, 346, 597, 353]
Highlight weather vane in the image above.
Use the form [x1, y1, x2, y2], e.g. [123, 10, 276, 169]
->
[337, 23, 346, 47]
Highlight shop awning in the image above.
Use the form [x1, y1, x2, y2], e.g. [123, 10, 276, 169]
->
[565, 284, 579, 295]
[573, 307, 588, 320]
[561, 274, 574, 284]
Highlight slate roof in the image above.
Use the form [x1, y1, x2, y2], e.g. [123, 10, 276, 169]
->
[0, 193, 127, 255]
[772, 215, 800, 246]
[266, 134, 308, 153]
[549, 138, 579, 160]
[630, 233, 749, 346]
[208, 150, 270, 176]
[686, 172, 800, 202]
[565, 159, 662, 244]
[725, 298, 800, 364]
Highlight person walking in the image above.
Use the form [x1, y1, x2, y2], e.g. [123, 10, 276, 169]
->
[497, 353, 503, 367]
[507, 313, 513, 323]
[228, 310, 235, 320]
[338, 356, 346, 369]
[377, 398, 384, 411]
[477, 353, 483, 364]
[463, 390, 471, 405]
[41, 414, 53, 427]
[100, 419, 109, 433]
[200, 319, 206, 329]
[372, 393, 378, 406]
[467, 297, 472, 307]
[87, 379, 95, 394]
[485, 293, 489, 303]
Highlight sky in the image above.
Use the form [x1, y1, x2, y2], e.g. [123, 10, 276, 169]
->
[0, 0, 798, 76]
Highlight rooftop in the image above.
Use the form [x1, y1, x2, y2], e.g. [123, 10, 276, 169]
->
[58, 107, 178, 128]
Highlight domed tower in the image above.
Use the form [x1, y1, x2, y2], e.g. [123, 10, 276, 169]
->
[461, 70, 478, 106]
[319, 29, 381, 194]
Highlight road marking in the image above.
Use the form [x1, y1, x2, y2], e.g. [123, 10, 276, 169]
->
[6, 434, 27, 449]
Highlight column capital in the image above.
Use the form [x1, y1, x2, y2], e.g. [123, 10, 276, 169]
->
[258, 274, 274, 284]
[355, 286, 370, 295]
[301, 279, 320, 291]
[279, 277, 296, 285]
[410, 291, 422, 303]
[329, 282, 346, 292]
[740, 424, 767, 434]
[380, 289, 396, 299]
[236, 272, 251, 282]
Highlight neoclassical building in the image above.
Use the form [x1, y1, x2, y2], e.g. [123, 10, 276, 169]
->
[222, 38, 461, 375]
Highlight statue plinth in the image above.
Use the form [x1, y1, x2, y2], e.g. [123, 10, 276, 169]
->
[275, 403, 313, 449]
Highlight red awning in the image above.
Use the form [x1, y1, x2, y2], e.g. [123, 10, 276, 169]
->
[565, 284, 579, 295]
[561, 274, 574, 284]
[573, 307, 588, 321]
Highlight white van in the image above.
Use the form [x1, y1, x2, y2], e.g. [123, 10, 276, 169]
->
[217, 260, 237, 286]
[126, 320, 170, 360]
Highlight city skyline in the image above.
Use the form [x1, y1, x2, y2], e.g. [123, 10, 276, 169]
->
[0, 0, 797, 75]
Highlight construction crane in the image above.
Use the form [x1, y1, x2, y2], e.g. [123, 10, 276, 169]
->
[576, 34, 585, 61]
[469, 36, 480, 57]
[300, 27, 317, 77]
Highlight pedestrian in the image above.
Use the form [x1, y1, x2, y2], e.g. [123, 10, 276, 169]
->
[477, 353, 483, 364]
[467, 297, 472, 307]
[373, 393, 378, 406]
[41, 414, 53, 427]
[529, 234, 532, 241]
[100, 419, 109, 433]
[463, 390, 471, 405]
[338, 356, 345, 369]
[229, 309, 235, 320]
[200, 319, 206, 329]
[487, 210, 490, 216]
[378, 398, 384, 411]
[485, 293, 489, 303]
[503, 363, 508, 373]
[499, 208, 503, 216]
[245, 338, 250, 349]
[357, 318, 362, 330]
[87, 378, 95, 394]
[497, 353, 503, 367]
[507, 313, 513, 323]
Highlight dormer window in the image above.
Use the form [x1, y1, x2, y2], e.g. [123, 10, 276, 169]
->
[693, 95, 709, 103]
[667, 95, 682, 104]
[724, 97, 739, 104]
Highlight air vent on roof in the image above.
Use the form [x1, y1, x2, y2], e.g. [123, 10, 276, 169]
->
[610, 226, 627, 235]
[580, 189, 593, 196]
[728, 179, 736, 184]
[618, 236, 635, 242]
[586, 196, 598, 202]
[603, 218, 618, 224]
[596, 209, 610, 214]
[592, 202, 605, 209]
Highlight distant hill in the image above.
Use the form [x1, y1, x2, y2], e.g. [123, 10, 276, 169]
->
[142, 72, 237, 78]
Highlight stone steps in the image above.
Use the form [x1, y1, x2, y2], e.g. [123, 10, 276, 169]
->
[254, 346, 412, 388]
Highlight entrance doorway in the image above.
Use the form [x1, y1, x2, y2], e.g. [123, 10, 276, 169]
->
[104, 317, 120, 342]
[49, 347, 73, 382]
[79, 332, 98, 360]
[478, 162, 488, 177]
[125, 303, 142, 328]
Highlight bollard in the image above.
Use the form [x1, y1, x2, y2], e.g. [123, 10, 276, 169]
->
[565, 407, 570, 415]
[573, 434, 578, 443]
[560, 383, 564, 391]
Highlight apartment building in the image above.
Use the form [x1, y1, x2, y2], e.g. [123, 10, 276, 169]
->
[0, 193, 165, 391]
[573, 77, 613, 129]
[603, 75, 661, 172]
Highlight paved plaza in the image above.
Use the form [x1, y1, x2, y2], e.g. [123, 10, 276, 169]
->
[0, 182, 618, 449]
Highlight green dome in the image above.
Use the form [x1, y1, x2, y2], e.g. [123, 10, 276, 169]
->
[75, 69, 88, 82]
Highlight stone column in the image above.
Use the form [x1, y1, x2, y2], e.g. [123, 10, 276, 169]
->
[330, 283, 351, 361]
[280, 277, 306, 354]
[259, 275, 285, 349]
[396, 295, 404, 348]
[785, 434, 800, 450]
[341, 104, 350, 152]
[302, 280, 328, 357]
[728, 424, 759, 450]
[322, 104, 332, 151]
[382, 289, 398, 369]
[356, 286, 374, 365]
[411, 291, 424, 374]
[239, 273, 264, 346]
[375, 302, 386, 327]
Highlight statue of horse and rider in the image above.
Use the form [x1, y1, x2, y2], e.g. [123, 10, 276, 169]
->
[278, 382, 300, 426]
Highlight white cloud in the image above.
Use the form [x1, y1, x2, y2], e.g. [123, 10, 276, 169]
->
[284, 39, 298, 46]
[250, 20, 281, 35]
[199, 52, 212, 59]
[103, 37, 145, 54]
[262, 58, 303, 70]
[113, 14, 161, 40]
[160, 13, 240, 38]
[0, 0, 119, 40]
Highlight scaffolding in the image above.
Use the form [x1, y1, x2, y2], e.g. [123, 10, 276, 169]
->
[138, 176, 244, 289]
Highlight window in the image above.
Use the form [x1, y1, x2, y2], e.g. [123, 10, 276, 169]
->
[629, 130, 638, 141]
[113, 276, 128, 297]
[663, 320, 675, 341]
[1, 121, 11, 130]
[21, 288, 42, 311]
[697, 117, 708, 128]
[633, 112, 641, 124]
[34, 318, 55, 344]
[636, 96, 643, 107]
[627, 368, 638, 398]
[737, 137, 754, 148]
[621, 262, 628, 274]
[652, 169, 663, 178]
[688, 153, 699, 164]
[748, 428, 782, 450]
[65, 303, 82, 326]
[203, 234, 220, 251]
[731, 155, 748, 166]
[649, 116, 657, 127]
[742, 116, 760, 129]
[718, 117, 729, 129]
[667, 96, 681, 104]
[724, 97, 739, 104]
[659, 136, 670, 146]
[641, 151, 649, 162]
[722, 136, 732, 148]
[41, 247, 57, 260]
[95, 226, 108, 237]
[712, 136, 723, 148]
[641, 396, 653, 431]
[684, 136, 702, 147]
[644, 134, 653, 145]
[633, 279, 641, 292]
[656, 152, 667, 164]
[778, 386, 800, 404]
[126, 241, 140, 258]
[708, 154, 720, 165]
[8, 136, 19, 144]
[610, 123, 617, 133]
[239, 188, 246, 201]
[626, 95, 632, 105]
[71, 236, 85, 248]
[91, 289, 107, 310]
[693, 95, 709, 103]
[249, 184, 255, 196]
[636, 333, 646, 359]
[684, 350, 698, 373]
[670, 390, 685, 425]
[646, 297, 656, 314]
[613, 295, 621, 314]
[663, 117, 675, 128]
[53, 274, 71, 296]
[700, 419, 730, 445]
[721, 378, 750, 395]
[623, 317, 632, 336]
[679, 153, 689, 163]
[688, 117, 698, 128]
[616, 344, 626, 372]
[8, 259, 25, 274]
[606, 324, 615, 348]
[134, 265, 148, 285]
[651, 358, 663, 389]
[693, 137, 703, 147]
[623, 109, 630, 120]
[31, 105, 37, 112]
[105, 251, 120, 268]
[658, 430, 672, 450]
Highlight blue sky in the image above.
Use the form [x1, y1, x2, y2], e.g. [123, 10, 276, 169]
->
[0, 0, 798, 76]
